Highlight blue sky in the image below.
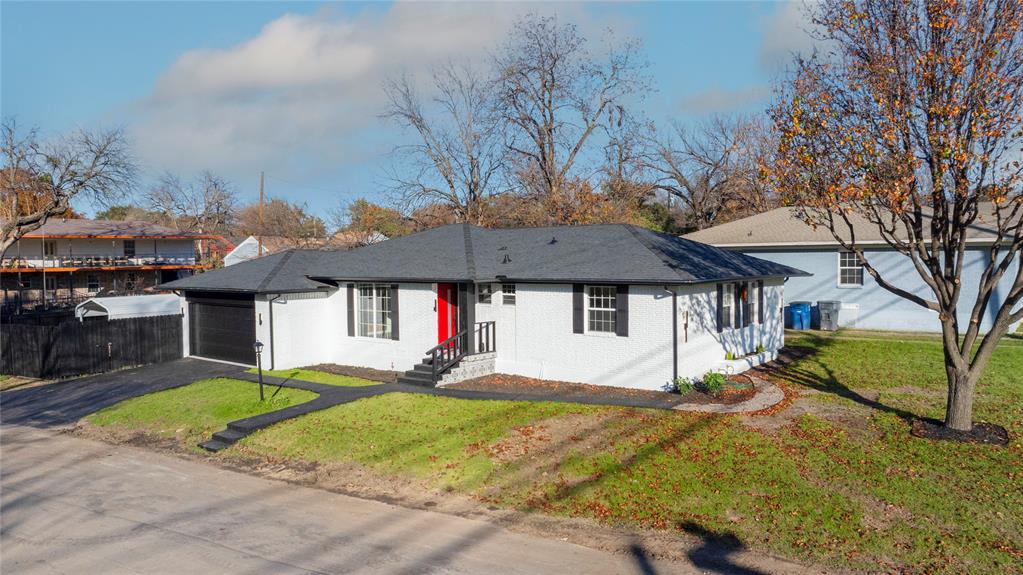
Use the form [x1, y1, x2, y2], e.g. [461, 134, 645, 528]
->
[1, 1, 812, 217]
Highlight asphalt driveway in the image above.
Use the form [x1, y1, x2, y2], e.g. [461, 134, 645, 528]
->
[0, 358, 242, 427]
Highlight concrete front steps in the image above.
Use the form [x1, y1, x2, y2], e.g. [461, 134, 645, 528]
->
[395, 357, 457, 388]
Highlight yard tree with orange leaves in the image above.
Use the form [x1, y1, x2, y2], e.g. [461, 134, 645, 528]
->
[769, 0, 1023, 431]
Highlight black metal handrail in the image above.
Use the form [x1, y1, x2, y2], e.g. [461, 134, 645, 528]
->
[425, 321, 498, 383]
[475, 320, 496, 354]
[428, 329, 468, 383]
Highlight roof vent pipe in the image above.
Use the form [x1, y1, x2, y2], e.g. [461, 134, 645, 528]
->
[501, 254, 511, 264]
[549, 236, 557, 244]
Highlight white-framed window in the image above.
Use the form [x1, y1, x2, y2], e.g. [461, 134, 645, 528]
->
[502, 283, 516, 305]
[838, 251, 864, 287]
[87, 274, 100, 292]
[743, 283, 756, 325]
[357, 283, 393, 339]
[478, 283, 493, 304]
[586, 285, 617, 333]
[125, 272, 139, 291]
[722, 283, 734, 329]
[43, 240, 56, 257]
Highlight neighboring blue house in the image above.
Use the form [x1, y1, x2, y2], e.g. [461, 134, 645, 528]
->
[684, 206, 1021, 333]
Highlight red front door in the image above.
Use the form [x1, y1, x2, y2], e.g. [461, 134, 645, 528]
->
[437, 283, 459, 343]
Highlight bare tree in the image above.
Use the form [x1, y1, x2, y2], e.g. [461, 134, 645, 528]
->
[383, 63, 503, 225]
[645, 117, 741, 231]
[495, 14, 649, 224]
[1, 118, 135, 254]
[769, 0, 1023, 431]
[144, 171, 236, 236]
[645, 116, 778, 231]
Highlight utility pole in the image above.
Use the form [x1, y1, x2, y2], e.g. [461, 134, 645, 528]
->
[258, 171, 264, 257]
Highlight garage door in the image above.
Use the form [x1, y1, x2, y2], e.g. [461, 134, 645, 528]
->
[187, 293, 256, 365]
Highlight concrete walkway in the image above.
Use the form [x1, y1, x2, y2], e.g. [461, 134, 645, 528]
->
[6, 425, 762, 575]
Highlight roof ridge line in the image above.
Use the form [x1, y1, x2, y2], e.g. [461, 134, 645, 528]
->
[621, 224, 686, 282]
[257, 250, 295, 292]
[462, 224, 477, 280]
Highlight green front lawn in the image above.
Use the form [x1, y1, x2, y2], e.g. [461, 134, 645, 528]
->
[246, 368, 381, 387]
[87, 378, 316, 446]
[90, 332, 1023, 573]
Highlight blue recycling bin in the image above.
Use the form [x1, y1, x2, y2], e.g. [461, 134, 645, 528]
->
[787, 301, 812, 330]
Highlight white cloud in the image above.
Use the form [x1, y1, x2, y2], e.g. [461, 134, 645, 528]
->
[680, 84, 771, 115]
[759, 1, 819, 73]
[127, 3, 610, 184]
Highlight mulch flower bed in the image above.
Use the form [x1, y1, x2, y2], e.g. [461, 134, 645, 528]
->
[449, 374, 679, 402]
[680, 374, 758, 405]
[910, 418, 1010, 446]
[304, 364, 401, 383]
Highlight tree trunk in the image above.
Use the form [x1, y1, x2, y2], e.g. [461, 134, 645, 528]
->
[944, 366, 976, 431]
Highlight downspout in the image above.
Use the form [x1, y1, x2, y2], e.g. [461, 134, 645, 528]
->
[664, 286, 679, 382]
[267, 293, 282, 370]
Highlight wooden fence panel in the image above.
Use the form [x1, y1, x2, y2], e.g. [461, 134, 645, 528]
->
[0, 315, 182, 379]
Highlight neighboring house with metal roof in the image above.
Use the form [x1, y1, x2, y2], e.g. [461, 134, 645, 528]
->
[160, 223, 808, 390]
[75, 293, 181, 321]
[683, 206, 1021, 332]
[1, 219, 214, 315]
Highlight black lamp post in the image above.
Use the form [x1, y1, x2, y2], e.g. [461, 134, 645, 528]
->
[253, 340, 264, 401]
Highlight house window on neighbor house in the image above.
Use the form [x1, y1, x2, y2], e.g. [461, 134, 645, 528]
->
[43, 240, 57, 258]
[45, 276, 57, 291]
[123, 240, 136, 258]
[125, 273, 139, 292]
[586, 285, 617, 333]
[18, 277, 33, 289]
[478, 283, 493, 304]
[502, 284, 516, 305]
[722, 283, 734, 329]
[87, 274, 100, 293]
[357, 283, 393, 339]
[838, 251, 864, 287]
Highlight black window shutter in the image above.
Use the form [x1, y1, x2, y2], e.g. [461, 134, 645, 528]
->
[716, 284, 724, 333]
[390, 284, 400, 340]
[346, 283, 355, 337]
[757, 280, 764, 324]
[734, 282, 742, 328]
[615, 285, 629, 337]
[572, 284, 584, 334]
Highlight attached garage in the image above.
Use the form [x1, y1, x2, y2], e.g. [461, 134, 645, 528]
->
[187, 292, 256, 365]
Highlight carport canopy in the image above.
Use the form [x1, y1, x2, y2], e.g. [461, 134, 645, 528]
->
[75, 294, 181, 321]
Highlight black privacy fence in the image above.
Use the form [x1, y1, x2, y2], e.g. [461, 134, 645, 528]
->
[1, 315, 182, 379]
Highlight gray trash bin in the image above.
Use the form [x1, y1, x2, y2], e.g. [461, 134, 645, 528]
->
[817, 301, 841, 331]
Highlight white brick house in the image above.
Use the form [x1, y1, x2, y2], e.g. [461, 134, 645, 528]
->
[164, 224, 807, 390]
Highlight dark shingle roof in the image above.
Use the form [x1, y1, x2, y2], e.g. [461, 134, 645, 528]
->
[161, 224, 808, 293]
[160, 250, 332, 293]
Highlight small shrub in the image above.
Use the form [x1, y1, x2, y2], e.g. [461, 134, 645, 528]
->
[700, 372, 727, 396]
[725, 351, 735, 361]
[756, 343, 766, 354]
[669, 376, 695, 395]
